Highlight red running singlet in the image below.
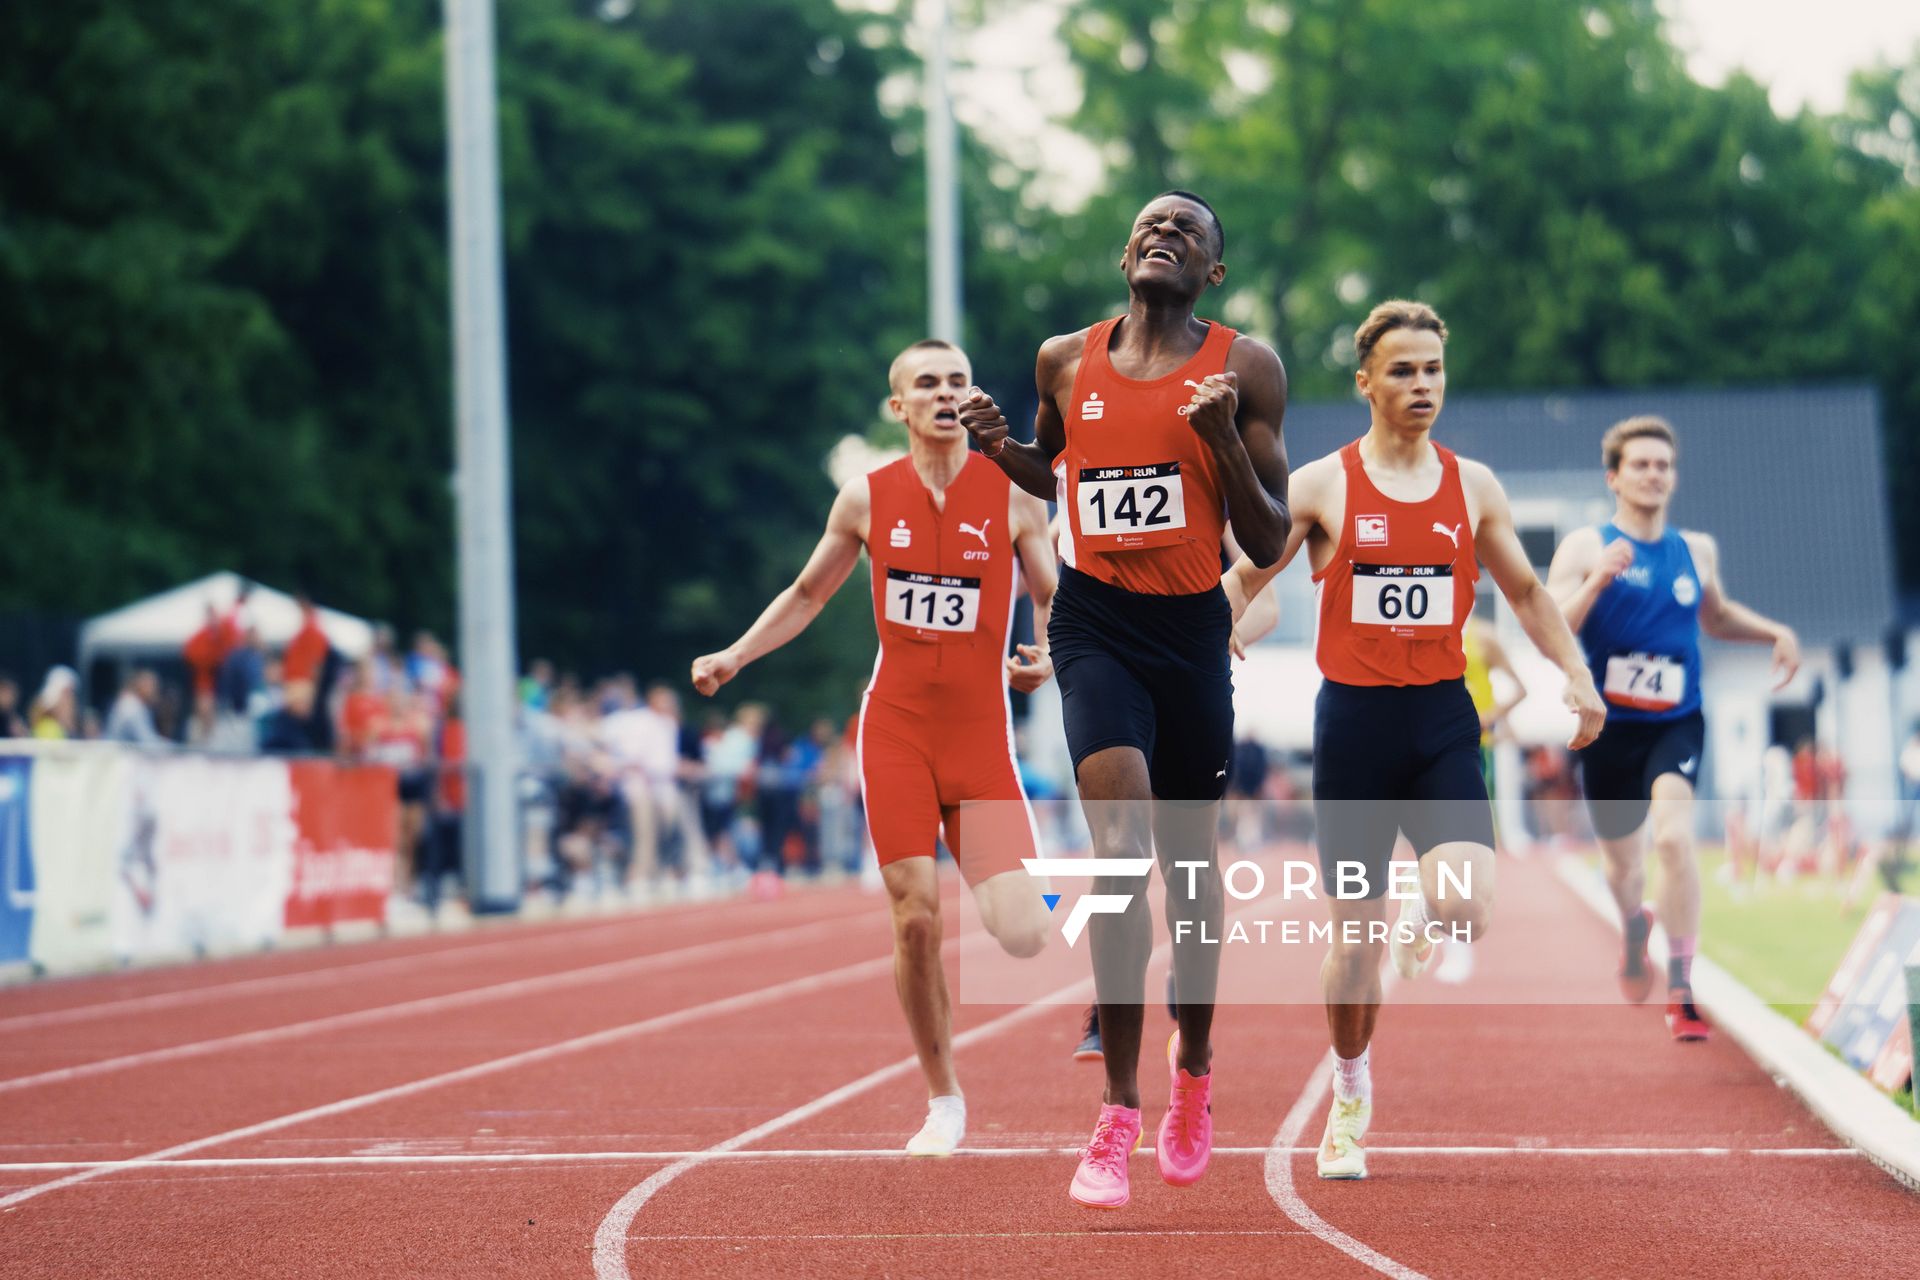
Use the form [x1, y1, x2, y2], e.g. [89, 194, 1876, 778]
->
[1314, 440, 1478, 686]
[1059, 317, 1235, 597]
[859, 453, 1036, 881]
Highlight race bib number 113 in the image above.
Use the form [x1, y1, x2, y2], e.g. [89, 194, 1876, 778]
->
[884, 568, 981, 633]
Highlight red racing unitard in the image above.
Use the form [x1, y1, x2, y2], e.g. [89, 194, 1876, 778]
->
[1058, 317, 1236, 597]
[858, 453, 1038, 882]
[1313, 440, 1478, 686]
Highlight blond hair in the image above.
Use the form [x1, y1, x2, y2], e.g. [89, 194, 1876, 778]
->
[1354, 300, 1448, 368]
[887, 338, 966, 394]
[1601, 416, 1677, 472]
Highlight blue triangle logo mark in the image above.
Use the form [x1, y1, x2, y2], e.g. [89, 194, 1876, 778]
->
[1042, 894, 1062, 912]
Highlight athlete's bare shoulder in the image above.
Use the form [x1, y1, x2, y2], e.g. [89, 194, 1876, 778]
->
[1680, 528, 1720, 575]
[828, 471, 872, 540]
[1452, 455, 1504, 495]
[1224, 332, 1284, 374]
[1556, 524, 1604, 554]
[1037, 327, 1094, 394]
[1289, 451, 1342, 521]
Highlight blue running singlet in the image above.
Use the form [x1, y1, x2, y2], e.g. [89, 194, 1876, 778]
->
[1578, 524, 1703, 723]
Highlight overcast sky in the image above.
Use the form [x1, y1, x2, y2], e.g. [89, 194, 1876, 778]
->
[925, 0, 1920, 207]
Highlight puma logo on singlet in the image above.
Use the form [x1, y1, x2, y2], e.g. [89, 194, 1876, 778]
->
[1432, 522, 1461, 548]
[959, 519, 991, 546]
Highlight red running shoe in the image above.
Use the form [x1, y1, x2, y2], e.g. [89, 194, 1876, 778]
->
[1619, 906, 1656, 1004]
[1666, 987, 1711, 1042]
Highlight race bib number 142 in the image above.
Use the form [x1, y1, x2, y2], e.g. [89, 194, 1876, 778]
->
[1075, 463, 1187, 543]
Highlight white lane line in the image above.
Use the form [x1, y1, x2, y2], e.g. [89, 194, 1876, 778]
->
[591, 888, 1302, 1280]
[0, 1146, 1857, 1173]
[0, 913, 864, 1094]
[0, 893, 864, 1034]
[1266, 1051, 1429, 1280]
[0, 945, 906, 1212]
[590, 985, 1089, 1280]
[636, 1230, 1314, 1241]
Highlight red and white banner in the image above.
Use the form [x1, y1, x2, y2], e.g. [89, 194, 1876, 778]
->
[285, 761, 397, 929]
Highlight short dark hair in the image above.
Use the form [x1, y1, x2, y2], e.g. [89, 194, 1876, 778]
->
[887, 338, 968, 393]
[1155, 189, 1225, 258]
[1354, 300, 1448, 368]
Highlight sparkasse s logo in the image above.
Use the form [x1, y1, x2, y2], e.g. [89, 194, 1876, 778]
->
[1020, 857, 1153, 945]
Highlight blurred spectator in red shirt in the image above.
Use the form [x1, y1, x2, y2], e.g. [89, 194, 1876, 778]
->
[338, 659, 388, 760]
[283, 594, 330, 685]
[184, 603, 228, 704]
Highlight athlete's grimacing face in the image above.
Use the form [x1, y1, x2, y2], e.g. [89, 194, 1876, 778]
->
[1607, 437, 1676, 512]
[1120, 197, 1225, 296]
[1356, 328, 1445, 431]
[888, 349, 972, 442]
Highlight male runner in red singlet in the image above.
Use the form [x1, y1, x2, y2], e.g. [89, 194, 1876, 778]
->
[960, 192, 1291, 1208]
[691, 339, 1058, 1157]
[1224, 300, 1606, 1181]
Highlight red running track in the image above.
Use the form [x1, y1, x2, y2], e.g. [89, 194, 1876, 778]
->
[0, 858, 1913, 1279]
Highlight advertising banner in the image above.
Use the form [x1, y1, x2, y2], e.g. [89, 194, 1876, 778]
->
[0, 756, 31, 964]
[25, 746, 129, 971]
[112, 756, 295, 960]
[285, 761, 397, 929]
[1807, 893, 1920, 1090]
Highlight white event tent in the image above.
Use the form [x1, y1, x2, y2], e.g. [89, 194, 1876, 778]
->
[78, 572, 377, 694]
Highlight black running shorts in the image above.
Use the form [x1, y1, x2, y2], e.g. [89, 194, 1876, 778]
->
[1049, 565, 1234, 801]
[1312, 677, 1494, 899]
[1576, 712, 1706, 840]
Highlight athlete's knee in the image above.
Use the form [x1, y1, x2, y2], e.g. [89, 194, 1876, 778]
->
[890, 896, 941, 952]
[1651, 823, 1692, 871]
[1088, 823, 1151, 864]
[1323, 935, 1383, 989]
[994, 918, 1049, 959]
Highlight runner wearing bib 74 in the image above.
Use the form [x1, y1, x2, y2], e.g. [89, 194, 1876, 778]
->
[1223, 300, 1606, 1182]
[1546, 416, 1800, 1042]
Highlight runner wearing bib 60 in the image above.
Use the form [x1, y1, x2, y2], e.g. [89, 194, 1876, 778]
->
[1545, 416, 1799, 1041]
[691, 339, 1059, 1158]
[958, 191, 1291, 1209]
[1224, 301, 1606, 1182]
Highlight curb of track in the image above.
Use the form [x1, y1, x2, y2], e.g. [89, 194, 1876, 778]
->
[1553, 854, 1920, 1194]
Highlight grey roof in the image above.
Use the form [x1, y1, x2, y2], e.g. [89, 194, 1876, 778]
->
[1279, 384, 1894, 646]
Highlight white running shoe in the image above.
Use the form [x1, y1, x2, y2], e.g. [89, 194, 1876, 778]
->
[1433, 938, 1474, 985]
[905, 1096, 966, 1157]
[1389, 891, 1436, 980]
[1316, 1093, 1372, 1180]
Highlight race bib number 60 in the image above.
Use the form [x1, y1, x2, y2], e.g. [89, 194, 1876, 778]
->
[1350, 563, 1454, 630]
[1075, 463, 1187, 547]
[885, 568, 981, 633]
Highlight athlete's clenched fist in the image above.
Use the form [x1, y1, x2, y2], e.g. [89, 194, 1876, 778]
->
[690, 649, 740, 697]
[1563, 672, 1607, 750]
[1590, 538, 1635, 586]
[1183, 370, 1239, 445]
[958, 386, 1012, 457]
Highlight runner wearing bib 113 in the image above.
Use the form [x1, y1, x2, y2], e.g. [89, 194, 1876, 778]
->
[691, 339, 1059, 1160]
[1546, 416, 1800, 1042]
[1224, 300, 1605, 1183]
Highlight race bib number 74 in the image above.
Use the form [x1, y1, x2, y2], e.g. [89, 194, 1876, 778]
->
[1603, 652, 1685, 711]
[884, 568, 981, 633]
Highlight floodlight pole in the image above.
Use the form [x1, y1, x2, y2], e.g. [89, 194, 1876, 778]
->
[444, 0, 521, 912]
[925, 0, 962, 343]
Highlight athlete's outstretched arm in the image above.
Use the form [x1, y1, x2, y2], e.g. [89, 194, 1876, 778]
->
[690, 477, 868, 695]
[1007, 488, 1057, 694]
[1183, 338, 1290, 566]
[1221, 528, 1279, 656]
[1545, 526, 1631, 633]
[1468, 463, 1606, 749]
[959, 335, 1077, 502]
[1685, 532, 1801, 688]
